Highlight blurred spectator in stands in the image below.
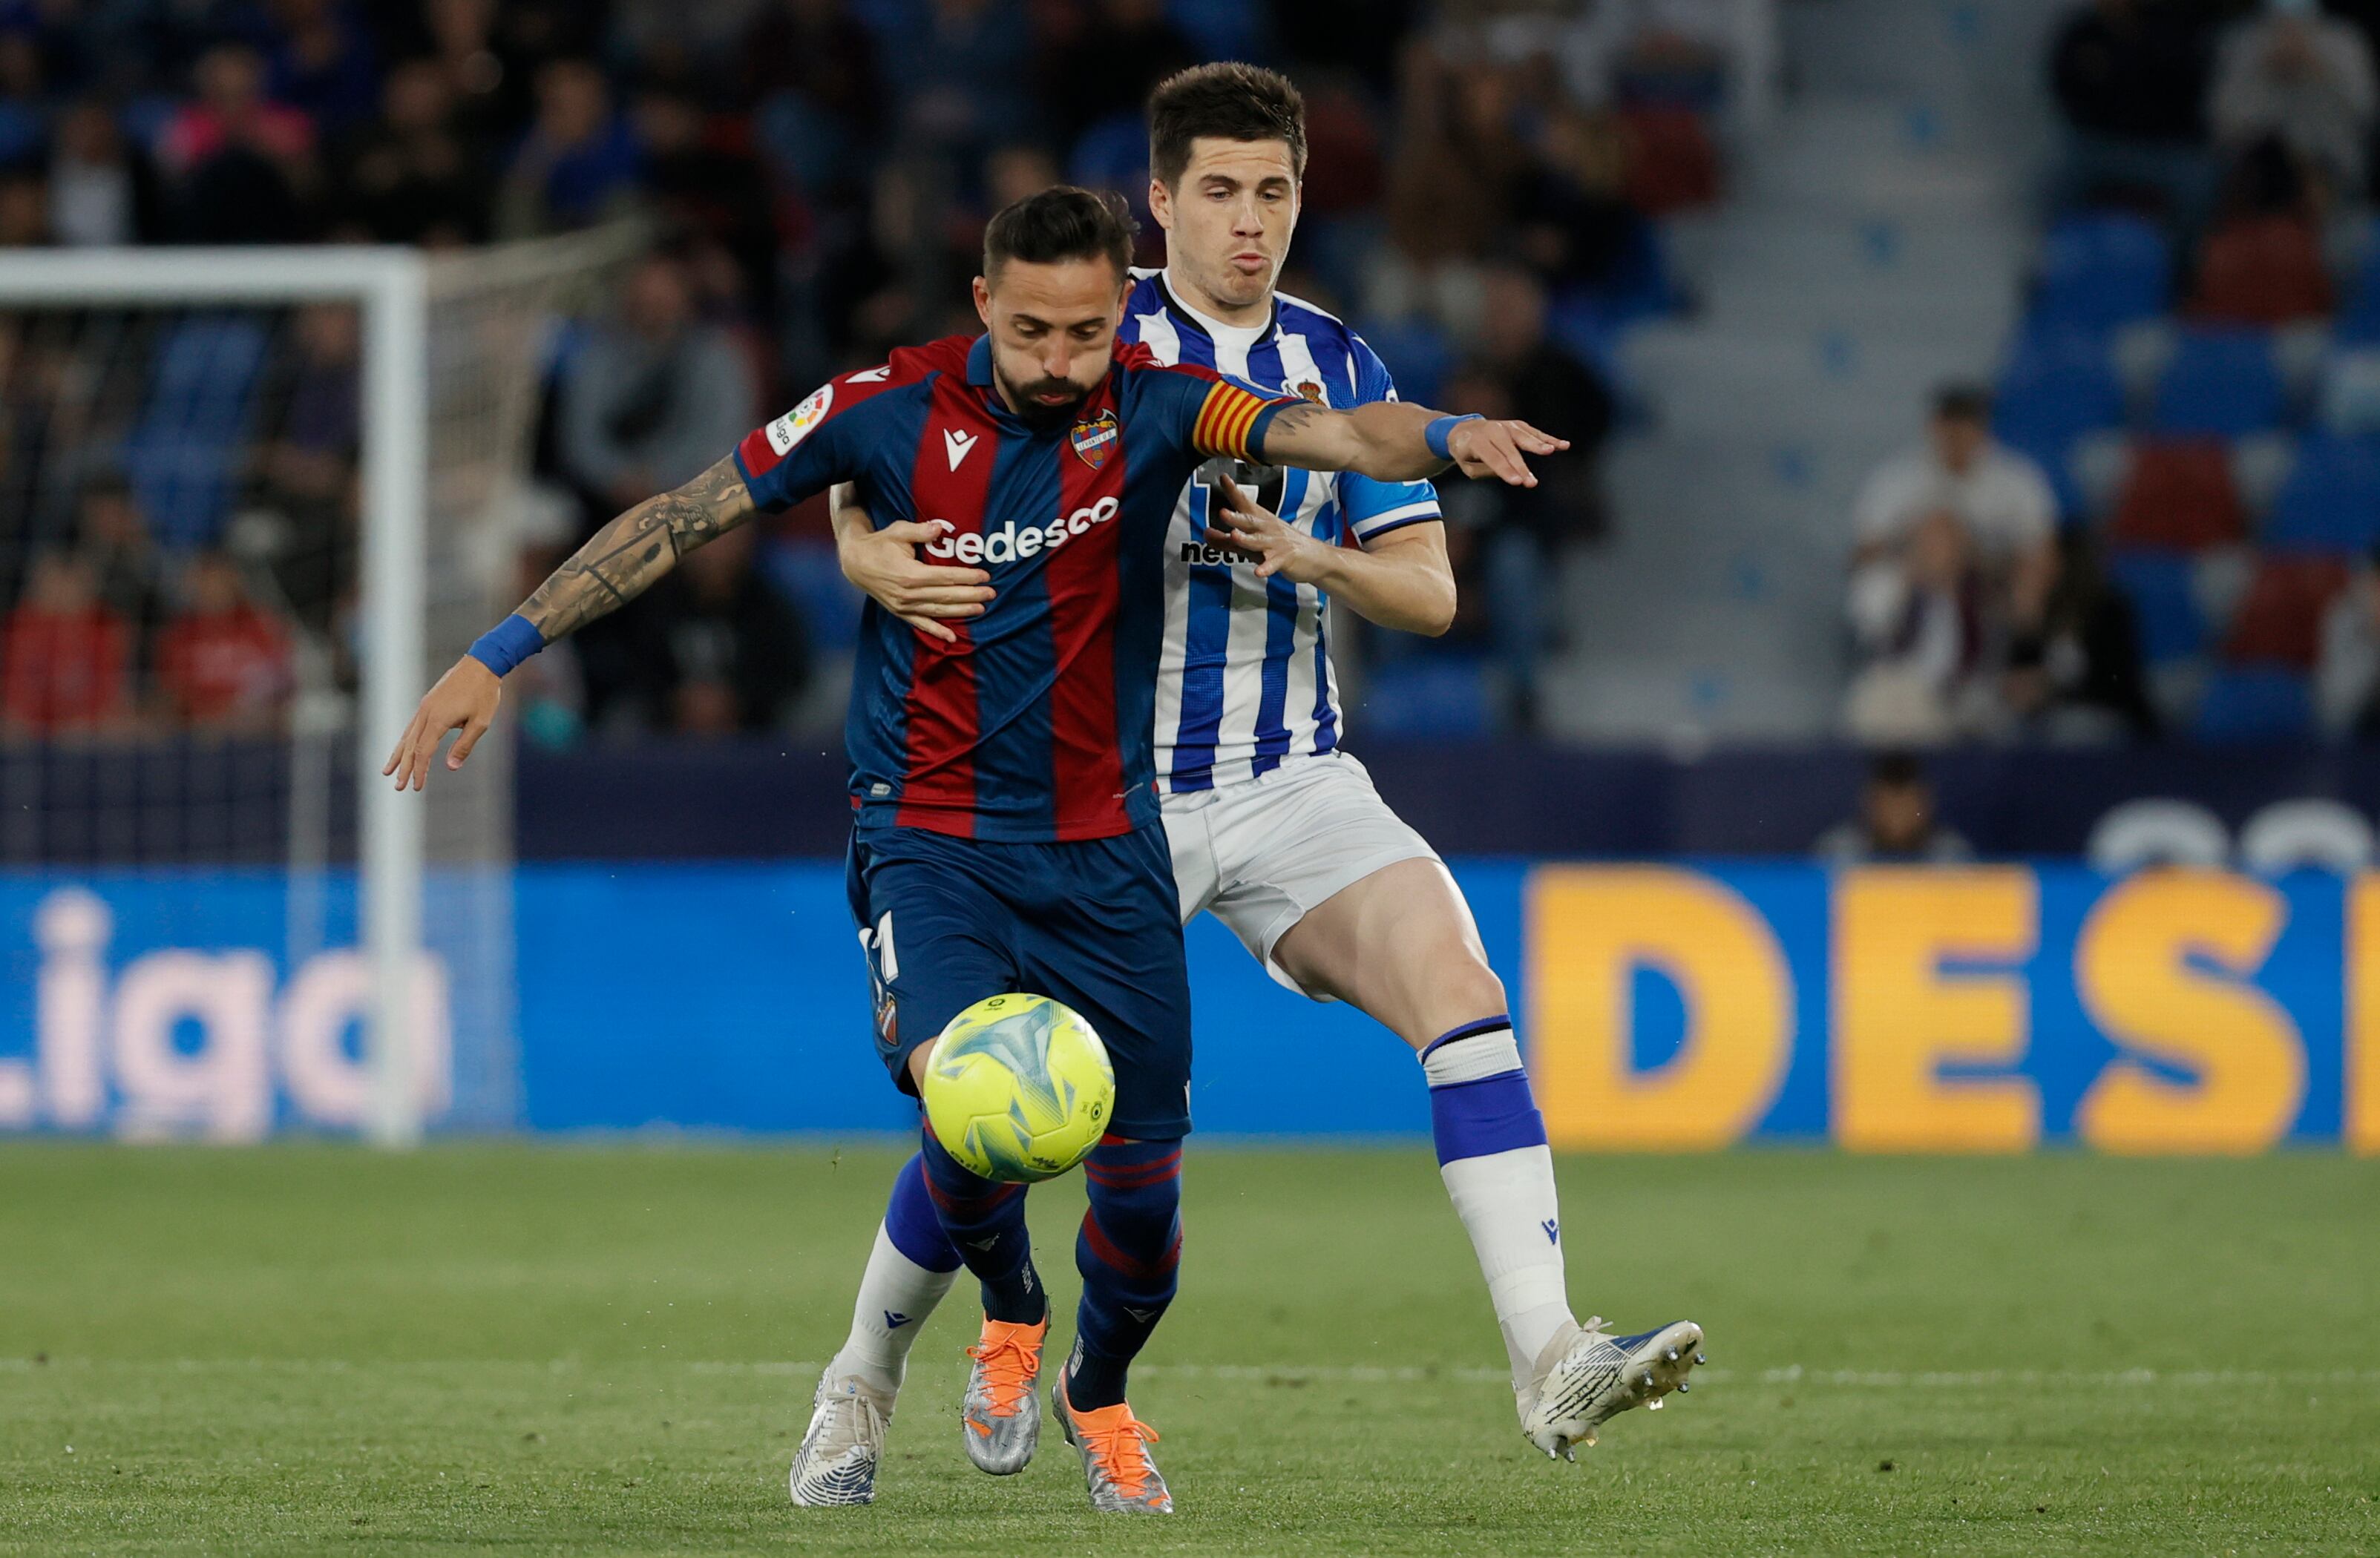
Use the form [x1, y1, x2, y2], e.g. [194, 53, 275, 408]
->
[1844, 508, 1995, 745]
[0, 26, 47, 168]
[73, 476, 168, 656]
[2318, 541, 2380, 736]
[633, 85, 778, 327]
[556, 252, 757, 522]
[155, 551, 292, 734]
[2047, 0, 2217, 223]
[249, 303, 361, 627]
[1371, 45, 1527, 339]
[1428, 268, 1614, 729]
[1814, 751, 1974, 864]
[160, 44, 317, 243]
[497, 57, 640, 237]
[2210, 0, 2376, 204]
[646, 524, 810, 737]
[741, 0, 882, 139]
[424, 0, 529, 145]
[266, 0, 381, 137]
[3, 550, 132, 737]
[1037, 0, 1197, 151]
[48, 99, 164, 248]
[2004, 530, 2158, 742]
[1512, 107, 1645, 293]
[1273, 0, 1417, 96]
[0, 167, 48, 248]
[1852, 384, 2059, 647]
[335, 56, 491, 246]
[895, 0, 1036, 161]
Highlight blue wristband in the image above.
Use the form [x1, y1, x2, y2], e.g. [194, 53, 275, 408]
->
[466, 614, 545, 678]
[1425, 413, 1483, 461]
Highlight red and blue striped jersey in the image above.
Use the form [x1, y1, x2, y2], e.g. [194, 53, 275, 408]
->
[733, 334, 1294, 843]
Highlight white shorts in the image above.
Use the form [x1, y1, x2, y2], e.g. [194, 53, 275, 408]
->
[1161, 752, 1442, 1001]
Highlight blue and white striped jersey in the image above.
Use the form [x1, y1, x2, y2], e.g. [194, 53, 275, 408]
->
[1121, 269, 1443, 793]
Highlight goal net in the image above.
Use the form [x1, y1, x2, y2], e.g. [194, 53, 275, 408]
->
[0, 228, 640, 1144]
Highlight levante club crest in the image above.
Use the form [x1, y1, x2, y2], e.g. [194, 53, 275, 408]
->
[1071, 410, 1120, 470]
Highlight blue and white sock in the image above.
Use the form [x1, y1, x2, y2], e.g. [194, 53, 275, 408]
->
[1423, 1018, 1573, 1392]
[826, 1152, 962, 1397]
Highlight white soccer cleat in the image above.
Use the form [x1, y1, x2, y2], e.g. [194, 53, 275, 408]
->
[790, 1372, 894, 1506]
[1520, 1317, 1705, 1461]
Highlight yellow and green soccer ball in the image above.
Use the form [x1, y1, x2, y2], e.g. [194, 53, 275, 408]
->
[922, 993, 1114, 1183]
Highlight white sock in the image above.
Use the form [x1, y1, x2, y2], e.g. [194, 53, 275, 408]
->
[825, 1224, 960, 1398]
[1423, 1023, 1575, 1398]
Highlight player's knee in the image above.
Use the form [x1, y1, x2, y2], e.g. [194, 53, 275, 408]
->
[1423, 947, 1507, 1036]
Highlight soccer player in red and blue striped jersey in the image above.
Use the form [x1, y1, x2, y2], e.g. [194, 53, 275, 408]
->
[384, 187, 1563, 1513]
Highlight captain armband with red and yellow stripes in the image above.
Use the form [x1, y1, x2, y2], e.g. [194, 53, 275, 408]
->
[1189, 381, 1300, 463]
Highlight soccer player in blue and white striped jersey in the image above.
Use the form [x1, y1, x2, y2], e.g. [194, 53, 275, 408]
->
[812, 65, 1702, 1490]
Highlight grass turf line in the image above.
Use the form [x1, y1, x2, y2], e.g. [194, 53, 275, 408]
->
[2, 1145, 2375, 1556]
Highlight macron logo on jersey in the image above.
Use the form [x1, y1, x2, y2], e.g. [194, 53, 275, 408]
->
[943, 428, 979, 470]
[922, 495, 1120, 567]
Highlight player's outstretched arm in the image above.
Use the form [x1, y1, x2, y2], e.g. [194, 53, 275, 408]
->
[1206, 475, 1456, 636]
[382, 454, 757, 790]
[1256, 400, 1568, 487]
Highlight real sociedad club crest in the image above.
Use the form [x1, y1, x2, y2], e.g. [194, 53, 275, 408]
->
[1071, 410, 1120, 470]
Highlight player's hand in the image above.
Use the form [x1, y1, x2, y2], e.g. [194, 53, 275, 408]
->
[1446, 418, 1568, 488]
[1206, 474, 1333, 585]
[382, 656, 501, 791]
[836, 512, 995, 645]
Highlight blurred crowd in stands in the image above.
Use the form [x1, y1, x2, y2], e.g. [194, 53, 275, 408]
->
[0, 0, 1747, 744]
[1847, 0, 2380, 748]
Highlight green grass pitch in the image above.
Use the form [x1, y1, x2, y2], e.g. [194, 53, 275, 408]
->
[3, 1144, 2376, 1556]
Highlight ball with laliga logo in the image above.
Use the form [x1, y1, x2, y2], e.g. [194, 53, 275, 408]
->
[920, 993, 1115, 1182]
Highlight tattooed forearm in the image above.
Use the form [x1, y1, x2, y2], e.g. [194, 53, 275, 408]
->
[515, 455, 757, 642]
[1256, 398, 1445, 481]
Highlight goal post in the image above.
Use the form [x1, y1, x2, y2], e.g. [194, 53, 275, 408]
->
[0, 229, 640, 1146]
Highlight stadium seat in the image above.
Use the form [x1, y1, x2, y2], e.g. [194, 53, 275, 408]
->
[1994, 335, 2125, 516]
[2108, 550, 2210, 663]
[2085, 798, 2231, 870]
[2223, 555, 2351, 667]
[2108, 439, 2246, 551]
[2189, 215, 2334, 326]
[2030, 213, 2171, 332]
[1620, 107, 1721, 215]
[2238, 799, 2377, 872]
[1357, 657, 1495, 739]
[2261, 434, 2380, 555]
[2192, 664, 2315, 743]
[2149, 328, 2284, 438]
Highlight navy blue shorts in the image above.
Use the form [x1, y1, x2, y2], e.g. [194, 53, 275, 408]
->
[845, 821, 1193, 1140]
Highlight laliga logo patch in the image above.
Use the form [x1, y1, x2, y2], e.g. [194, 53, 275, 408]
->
[766, 384, 834, 456]
[1070, 410, 1119, 470]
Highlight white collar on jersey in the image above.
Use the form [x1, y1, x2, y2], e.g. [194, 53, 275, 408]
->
[1157, 269, 1276, 353]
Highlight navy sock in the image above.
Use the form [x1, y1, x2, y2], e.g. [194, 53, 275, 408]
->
[1069, 1137, 1182, 1410]
[919, 1127, 1046, 1324]
[882, 1150, 962, 1273]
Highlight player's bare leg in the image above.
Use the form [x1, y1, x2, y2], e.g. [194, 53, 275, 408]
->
[1271, 858, 1704, 1456]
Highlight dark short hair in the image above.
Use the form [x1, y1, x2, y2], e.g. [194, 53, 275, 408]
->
[1932, 382, 1993, 423]
[1147, 62, 1307, 188]
[983, 185, 1136, 283]
[1869, 750, 1927, 789]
